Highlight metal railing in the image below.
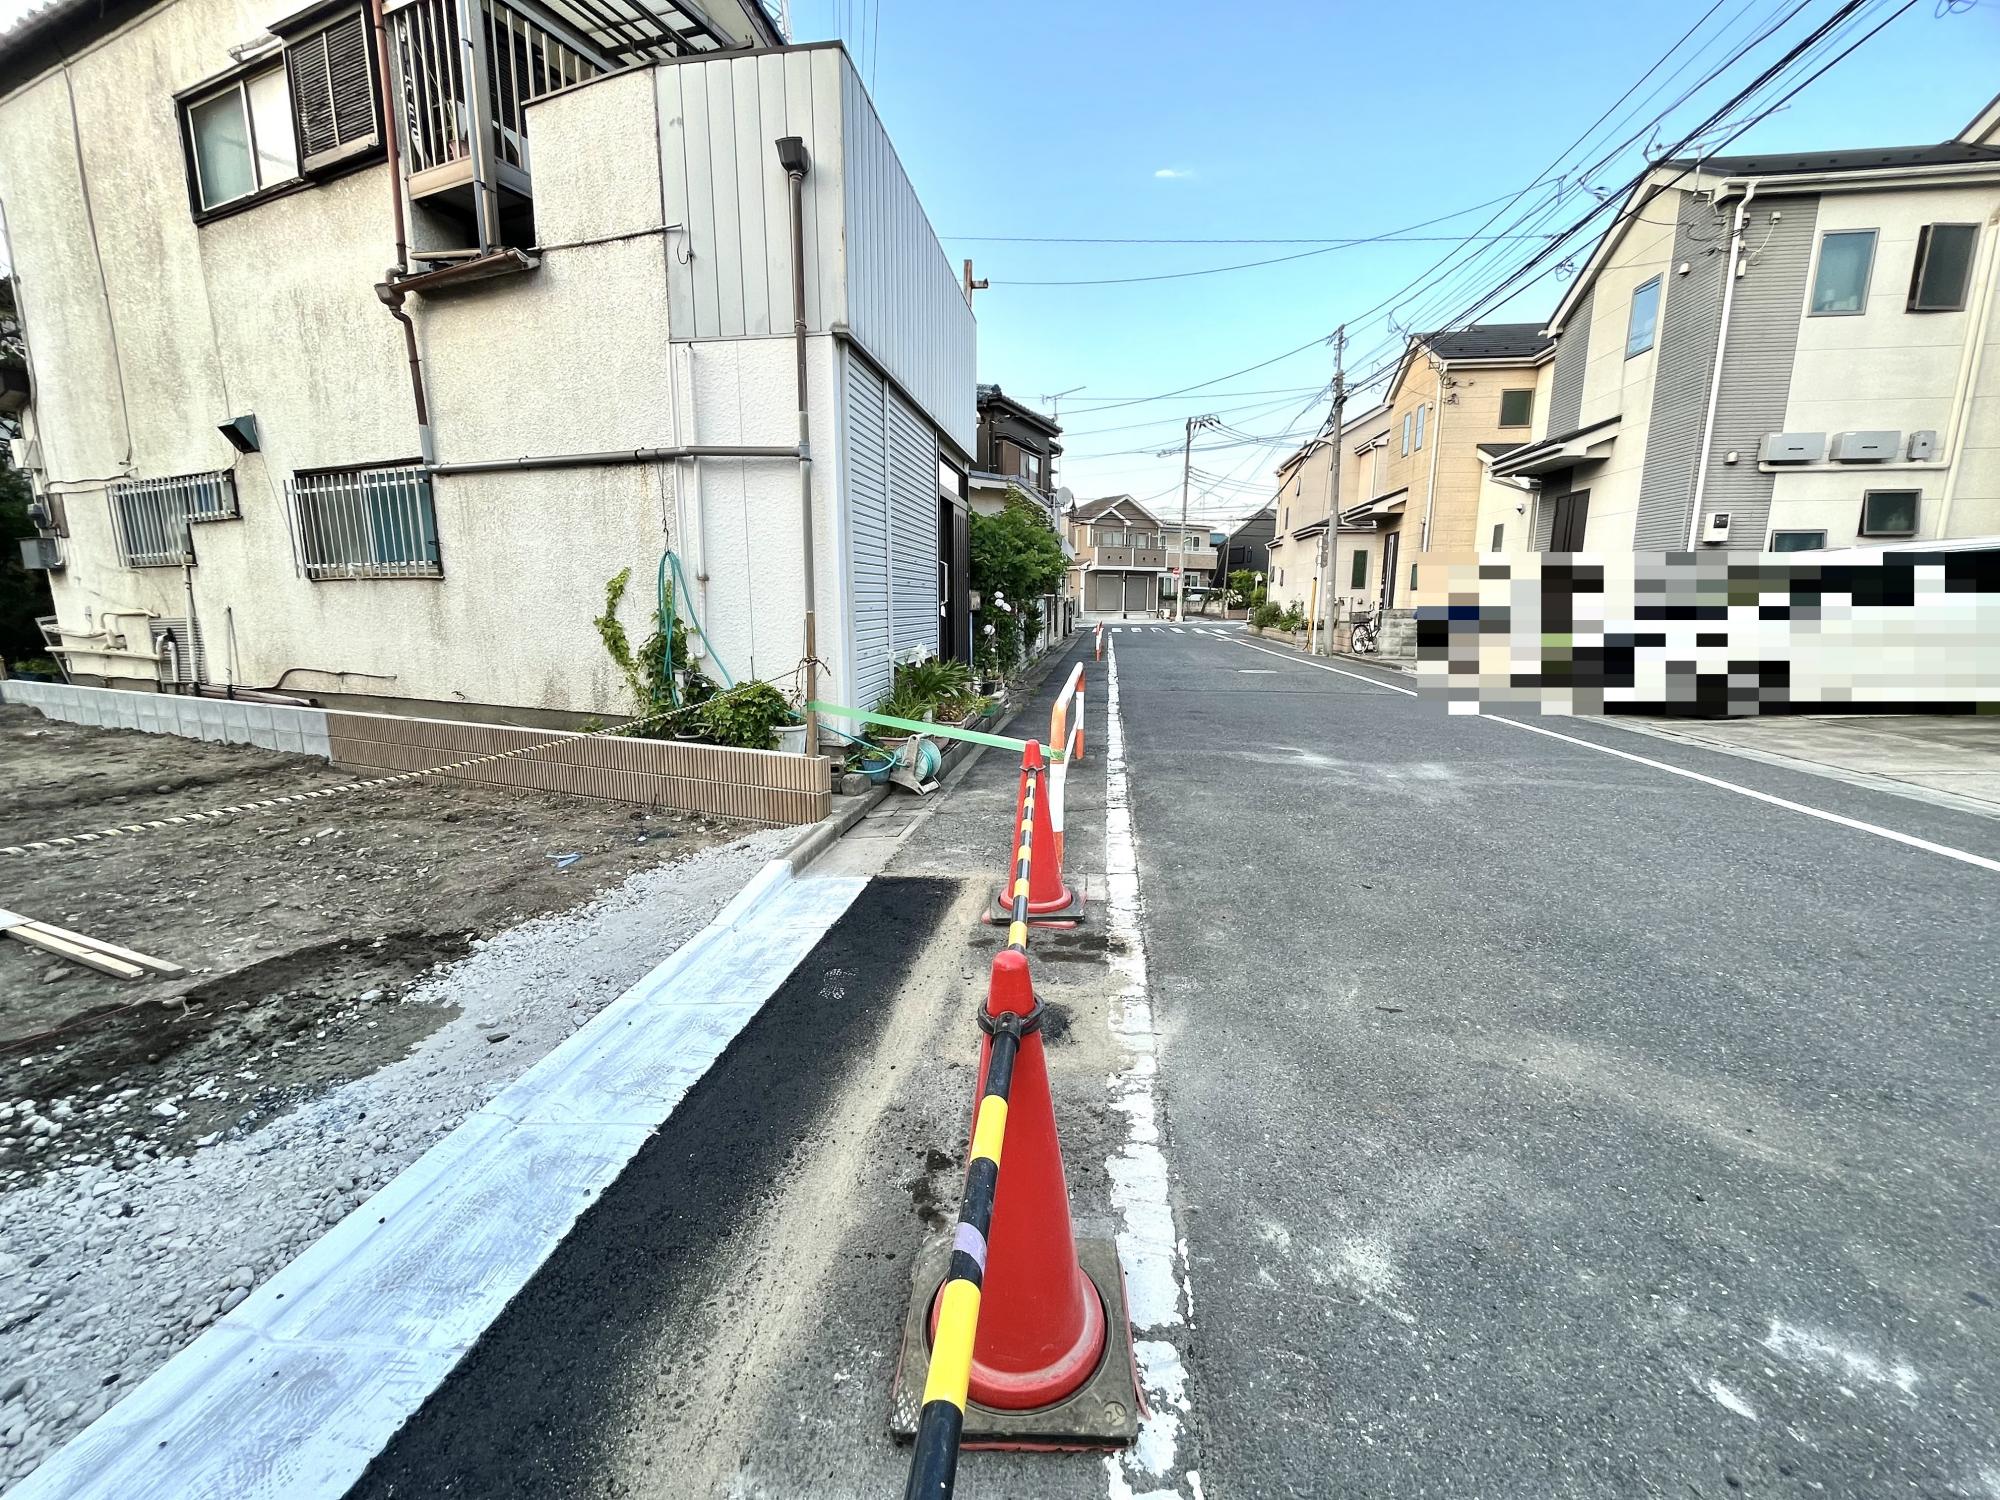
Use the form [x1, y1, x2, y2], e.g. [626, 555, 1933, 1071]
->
[389, 0, 604, 182]
[288, 464, 443, 580]
[109, 472, 236, 568]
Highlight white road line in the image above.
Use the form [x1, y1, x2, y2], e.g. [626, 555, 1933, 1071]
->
[1485, 714, 2000, 875]
[1170, 627, 1185, 633]
[1102, 640, 1199, 1498]
[1225, 635, 1420, 696]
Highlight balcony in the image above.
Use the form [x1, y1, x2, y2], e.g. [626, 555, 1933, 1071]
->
[386, 0, 739, 247]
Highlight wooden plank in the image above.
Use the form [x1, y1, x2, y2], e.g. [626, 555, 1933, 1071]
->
[18, 918, 185, 975]
[6, 925, 148, 980]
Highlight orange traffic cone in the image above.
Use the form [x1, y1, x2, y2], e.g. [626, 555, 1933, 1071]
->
[990, 742, 1084, 925]
[934, 947, 1105, 1410]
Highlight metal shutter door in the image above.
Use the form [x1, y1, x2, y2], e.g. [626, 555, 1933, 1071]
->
[846, 356, 892, 710]
[884, 386, 938, 660]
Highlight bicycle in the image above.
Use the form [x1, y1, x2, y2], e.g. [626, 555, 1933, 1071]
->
[1348, 602, 1383, 655]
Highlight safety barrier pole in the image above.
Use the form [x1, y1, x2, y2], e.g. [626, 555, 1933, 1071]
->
[1093, 623, 1103, 662]
[904, 750, 1042, 1499]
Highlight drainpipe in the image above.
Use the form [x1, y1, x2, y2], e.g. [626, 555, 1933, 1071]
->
[1688, 179, 1758, 551]
[777, 135, 819, 760]
[368, 0, 434, 464]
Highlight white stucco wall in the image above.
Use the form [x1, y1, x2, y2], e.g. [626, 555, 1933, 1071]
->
[0, 10, 959, 717]
[1766, 181, 2000, 545]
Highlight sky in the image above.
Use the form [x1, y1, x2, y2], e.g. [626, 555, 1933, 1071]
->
[788, 0, 2000, 526]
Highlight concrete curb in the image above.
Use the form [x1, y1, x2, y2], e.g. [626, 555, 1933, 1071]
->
[787, 783, 891, 871]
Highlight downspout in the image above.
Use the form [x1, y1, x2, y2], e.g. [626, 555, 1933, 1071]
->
[779, 136, 819, 759]
[1934, 201, 2000, 538]
[1687, 179, 1758, 550]
[368, 0, 435, 464]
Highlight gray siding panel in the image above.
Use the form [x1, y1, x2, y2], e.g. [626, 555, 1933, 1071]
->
[1635, 192, 1727, 550]
[840, 58, 976, 455]
[885, 385, 938, 659]
[1703, 195, 1818, 550]
[1548, 285, 1593, 436]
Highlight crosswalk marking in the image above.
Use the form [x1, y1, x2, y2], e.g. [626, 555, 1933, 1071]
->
[1170, 627, 1185, 633]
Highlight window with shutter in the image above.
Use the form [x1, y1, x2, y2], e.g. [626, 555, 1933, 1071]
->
[286, 9, 379, 173]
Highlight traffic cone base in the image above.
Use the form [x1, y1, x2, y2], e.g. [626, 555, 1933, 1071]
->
[930, 1259, 1105, 1410]
[889, 1236, 1140, 1449]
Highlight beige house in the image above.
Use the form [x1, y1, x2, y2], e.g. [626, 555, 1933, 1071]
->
[1064, 494, 1214, 617]
[1263, 401, 1390, 621]
[1495, 96, 2000, 554]
[2, 2, 976, 724]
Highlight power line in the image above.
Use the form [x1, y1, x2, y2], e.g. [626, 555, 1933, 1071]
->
[987, 233, 1561, 288]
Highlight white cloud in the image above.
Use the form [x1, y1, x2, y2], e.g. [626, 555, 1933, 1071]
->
[1153, 167, 1193, 180]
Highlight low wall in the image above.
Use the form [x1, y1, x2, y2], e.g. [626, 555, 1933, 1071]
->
[1, 681, 831, 826]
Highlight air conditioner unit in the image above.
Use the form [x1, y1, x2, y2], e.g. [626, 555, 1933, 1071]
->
[1759, 432, 1824, 464]
[1701, 512, 1731, 545]
[9, 436, 41, 470]
[19, 536, 62, 571]
[1830, 430, 1899, 462]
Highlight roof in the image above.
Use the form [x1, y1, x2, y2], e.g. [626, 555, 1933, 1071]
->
[976, 384, 1062, 437]
[1069, 493, 1163, 527]
[1477, 441, 1527, 460]
[1660, 141, 2000, 177]
[1419, 323, 1554, 363]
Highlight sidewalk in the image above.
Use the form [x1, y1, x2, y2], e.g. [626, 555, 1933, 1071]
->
[1619, 713, 2000, 817]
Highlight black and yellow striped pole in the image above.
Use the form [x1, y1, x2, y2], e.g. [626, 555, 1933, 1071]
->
[903, 744, 1042, 1499]
[902, 1013, 1022, 1500]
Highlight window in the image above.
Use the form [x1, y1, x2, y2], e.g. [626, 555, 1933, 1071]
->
[1491, 522, 1505, 552]
[1400, 412, 1412, 456]
[1859, 489, 1919, 538]
[1349, 549, 1367, 589]
[1769, 529, 1827, 552]
[1809, 229, 1877, 316]
[109, 471, 238, 568]
[1097, 527, 1124, 546]
[1908, 223, 1978, 312]
[1414, 404, 1426, 450]
[290, 463, 441, 578]
[182, 65, 299, 212]
[1626, 276, 1661, 357]
[1499, 388, 1534, 428]
[282, 9, 381, 174]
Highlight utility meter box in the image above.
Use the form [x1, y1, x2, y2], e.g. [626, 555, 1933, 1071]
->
[1907, 430, 1939, 461]
[1760, 432, 1825, 463]
[1830, 430, 1899, 462]
[1702, 512, 1731, 544]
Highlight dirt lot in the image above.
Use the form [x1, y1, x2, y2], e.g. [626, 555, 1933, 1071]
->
[0, 704, 736, 1182]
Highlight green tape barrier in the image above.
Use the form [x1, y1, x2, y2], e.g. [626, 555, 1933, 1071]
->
[806, 701, 1064, 759]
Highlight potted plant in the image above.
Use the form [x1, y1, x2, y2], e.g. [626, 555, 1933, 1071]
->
[699, 680, 792, 750]
[1281, 603, 1307, 643]
[866, 686, 933, 751]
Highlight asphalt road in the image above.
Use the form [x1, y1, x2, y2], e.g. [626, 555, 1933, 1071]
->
[343, 623, 1996, 1499]
[1114, 621, 1997, 1499]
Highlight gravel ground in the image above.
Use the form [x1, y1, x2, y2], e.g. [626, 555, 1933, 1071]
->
[0, 704, 799, 1490]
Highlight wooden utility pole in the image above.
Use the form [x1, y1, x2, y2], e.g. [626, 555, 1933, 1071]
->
[1175, 414, 1217, 621]
[1311, 327, 1347, 655]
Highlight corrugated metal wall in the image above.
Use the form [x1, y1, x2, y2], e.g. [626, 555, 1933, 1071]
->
[1635, 193, 1727, 550]
[846, 354, 892, 709]
[840, 62, 976, 456]
[884, 384, 939, 658]
[655, 46, 974, 454]
[1548, 285, 1593, 436]
[1699, 195, 1818, 549]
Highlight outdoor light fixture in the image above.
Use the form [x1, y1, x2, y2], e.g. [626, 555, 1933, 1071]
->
[218, 414, 261, 454]
[775, 135, 810, 176]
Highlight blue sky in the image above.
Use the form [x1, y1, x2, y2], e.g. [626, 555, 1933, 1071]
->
[796, 0, 2000, 522]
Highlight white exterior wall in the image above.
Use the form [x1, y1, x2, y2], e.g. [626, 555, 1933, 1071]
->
[0, 22, 967, 718]
[1561, 191, 1683, 554]
[1765, 180, 2000, 545]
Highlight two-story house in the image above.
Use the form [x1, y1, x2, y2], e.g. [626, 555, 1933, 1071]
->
[1064, 493, 1211, 617]
[969, 383, 1062, 519]
[1494, 95, 2000, 554]
[0, 2, 974, 737]
[1263, 401, 1390, 624]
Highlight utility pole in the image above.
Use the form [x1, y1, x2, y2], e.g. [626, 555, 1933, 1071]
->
[1311, 327, 1347, 656]
[1176, 413, 1217, 621]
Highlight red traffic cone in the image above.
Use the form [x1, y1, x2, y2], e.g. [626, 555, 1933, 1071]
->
[991, 742, 1084, 925]
[935, 947, 1106, 1410]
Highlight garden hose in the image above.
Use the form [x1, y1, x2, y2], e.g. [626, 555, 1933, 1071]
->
[657, 549, 735, 705]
